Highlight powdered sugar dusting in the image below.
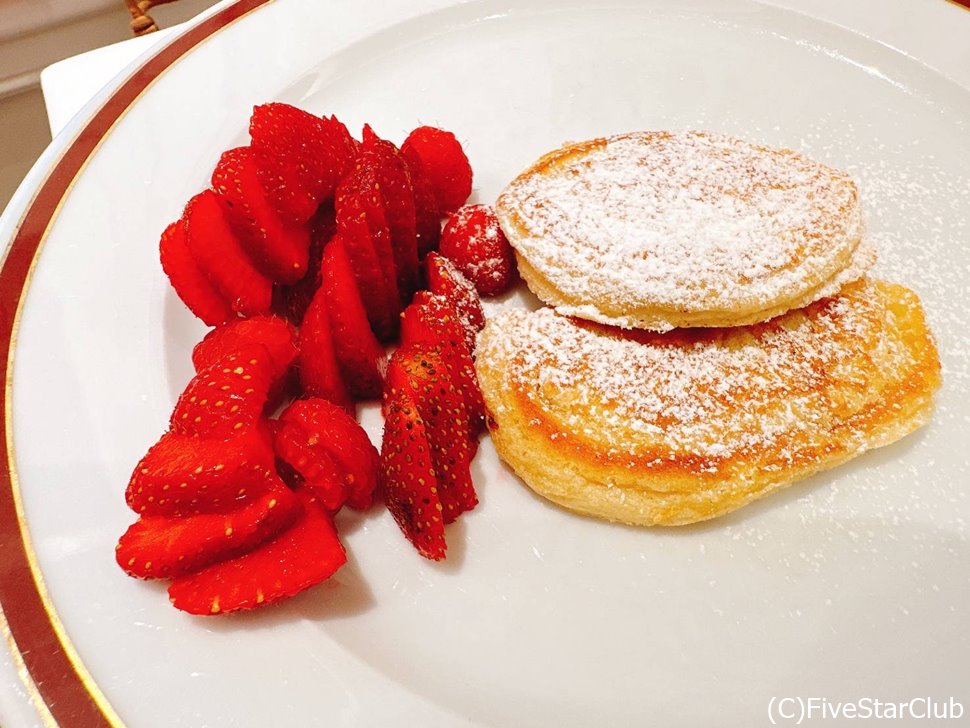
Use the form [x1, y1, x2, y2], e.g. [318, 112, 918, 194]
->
[442, 203, 512, 292]
[499, 131, 866, 318]
[481, 281, 913, 466]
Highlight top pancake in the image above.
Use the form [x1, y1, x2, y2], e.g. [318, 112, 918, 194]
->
[496, 131, 874, 331]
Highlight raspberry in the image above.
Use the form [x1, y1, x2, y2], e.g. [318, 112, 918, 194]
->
[439, 204, 515, 296]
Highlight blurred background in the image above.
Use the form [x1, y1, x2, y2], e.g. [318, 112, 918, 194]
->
[0, 0, 218, 209]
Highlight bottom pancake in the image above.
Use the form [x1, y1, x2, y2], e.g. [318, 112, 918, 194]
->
[475, 279, 941, 526]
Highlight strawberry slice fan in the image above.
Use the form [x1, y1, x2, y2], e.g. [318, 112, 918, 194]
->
[130, 102, 501, 614]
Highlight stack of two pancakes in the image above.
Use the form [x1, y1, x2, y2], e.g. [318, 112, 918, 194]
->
[476, 132, 941, 526]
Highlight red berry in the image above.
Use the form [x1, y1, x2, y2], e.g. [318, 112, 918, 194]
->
[277, 398, 380, 511]
[386, 344, 477, 524]
[273, 423, 346, 511]
[183, 190, 273, 316]
[334, 169, 401, 340]
[380, 390, 447, 560]
[249, 104, 356, 224]
[276, 205, 334, 325]
[171, 346, 276, 440]
[402, 147, 441, 255]
[116, 482, 299, 579]
[125, 428, 276, 518]
[298, 285, 355, 414]
[424, 251, 485, 353]
[439, 204, 515, 296]
[320, 234, 386, 399]
[401, 126, 472, 214]
[192, 316, 298, 382]
[167, 490, 347, 615]
[360, 127, 419, 302]
[158, 220, 233, 326]
[399, 292, 486, 437]
[211, 146, 310, 284]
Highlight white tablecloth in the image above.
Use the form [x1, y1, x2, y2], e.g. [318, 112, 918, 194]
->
[40, 26, 181, 137]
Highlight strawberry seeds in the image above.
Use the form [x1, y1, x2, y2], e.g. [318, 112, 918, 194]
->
[120, 103, 514, 615]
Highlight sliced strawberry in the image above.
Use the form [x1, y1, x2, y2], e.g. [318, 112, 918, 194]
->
[298, 285, 354, 413]
[425, 251, 485, 352]
[273, 456, 303, 491]
[277, 204, 333, 325]
[159, 220, 233, 326]
[386, 344, 477, 523]
[400, 290, 468, 350]
[192, 316, 297, 381]
[116, 481, 299, 579]
[325, 114, 358, 153]
[211, 146, 310, 284]
[440, 204, 515, 296]
[361, 126, 418, 302]
[402, 148, 441, 256]
[400, 292, 486, 435]
[171, 346, 275, 440]
[249, 103, 356, 224]
[184, 190, 272, 316]
[334, 173, 399, 340]
[380, 391, 446, 560]
[126, 428, 276, 517]
[321, 234, 386, 399]
[192, 319, 298, 414]
[168, 490, 347, 615]
[278, 398, 379, 510]
[401, 126, 472, 214]
[273, 424, 346, 511]
[334, 206, 392, 339]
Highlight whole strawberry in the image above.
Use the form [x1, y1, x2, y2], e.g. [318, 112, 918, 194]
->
[439, 204, 515, 296]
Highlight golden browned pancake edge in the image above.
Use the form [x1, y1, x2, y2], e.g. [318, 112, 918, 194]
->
[475, 280, 941, 526]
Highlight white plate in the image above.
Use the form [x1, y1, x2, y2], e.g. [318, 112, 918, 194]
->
[2, 0, 970, 725]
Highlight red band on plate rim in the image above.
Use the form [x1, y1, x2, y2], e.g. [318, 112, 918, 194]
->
[0, 1, 272, 725]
